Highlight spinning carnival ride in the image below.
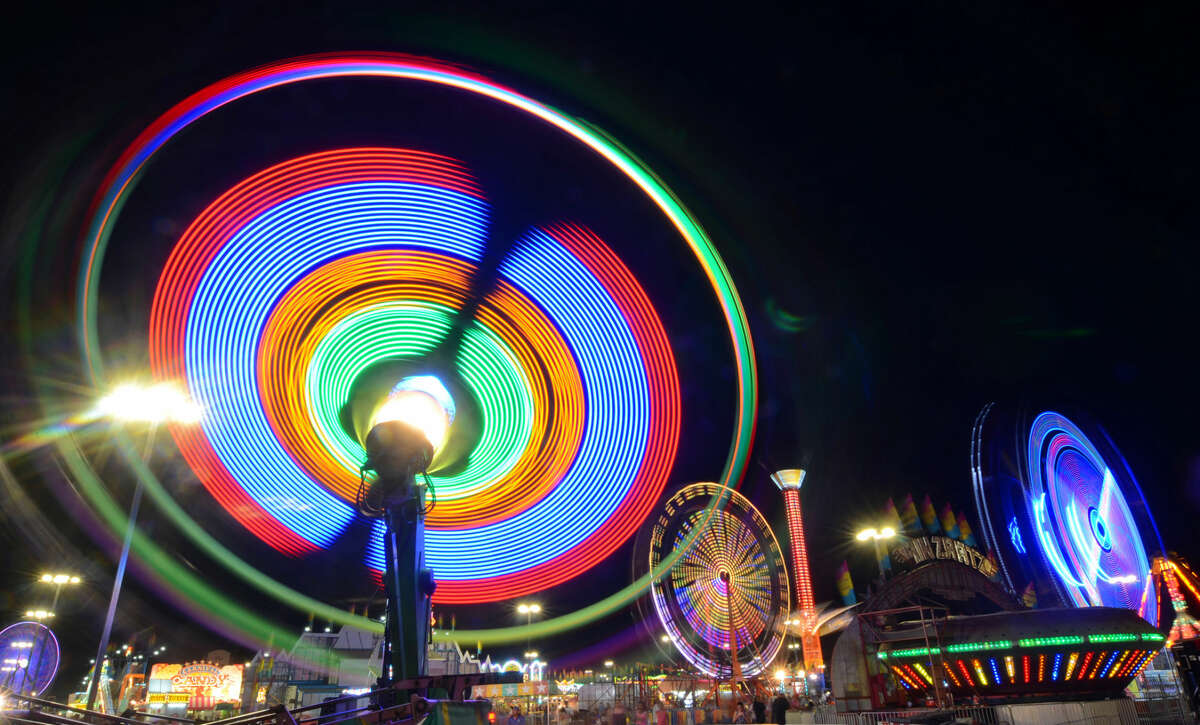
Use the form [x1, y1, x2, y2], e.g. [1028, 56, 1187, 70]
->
[646, 483, 790, 680]
[972, 405, 1164, 626]
[47, 54, 757, 647]
[0, 621, 60, 698]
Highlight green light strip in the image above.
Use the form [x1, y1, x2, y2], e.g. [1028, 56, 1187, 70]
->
[879, 632, 1166, 671]
[886, 647, 940, 658]
[945, 640, 1011, 653]
[307, 301, 533, 497]
[1018, 636, 1084, 647]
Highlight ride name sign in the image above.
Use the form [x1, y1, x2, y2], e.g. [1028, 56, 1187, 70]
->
[891, 536, 998, 578]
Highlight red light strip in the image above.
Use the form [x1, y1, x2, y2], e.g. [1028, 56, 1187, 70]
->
[942, 661, 962, 687]
[1120, 652, 1143, 679]
[781, 489, 822, 671]
[1076, 651, 1094, 681]
[890, 665, 921, 689]
[956, 659, 974, 687]
[904, 664, 928, 687]
[1130, 651, 1155, 679]
[1022, 655, 1030, 684]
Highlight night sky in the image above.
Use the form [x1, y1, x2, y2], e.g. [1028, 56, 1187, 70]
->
[1, 1, 1198, 699]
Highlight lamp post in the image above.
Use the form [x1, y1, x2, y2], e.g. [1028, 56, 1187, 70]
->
[517, 603, 541, 650]
[86, 382, 202, 712]
[37, 573, 82, 612]
[350, 375, 454, 689]
[855, 527, 896, 581]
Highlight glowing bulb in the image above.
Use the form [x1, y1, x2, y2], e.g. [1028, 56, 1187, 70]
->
[774, 669, 787, 681]
[880, 527, 896, 538]
[372, 376, 455, 452]
[96, 382, 203, 424]
[856, 529, 877, 541]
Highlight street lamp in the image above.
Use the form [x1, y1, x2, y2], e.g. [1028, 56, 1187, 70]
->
[524, 651, 539, 659]
[855, 527, 896, 580]
[37, 572, 82, 612]
[517, 603, 541, 649]
[24, 610, 54, 620]
[86, 381, 201, 712]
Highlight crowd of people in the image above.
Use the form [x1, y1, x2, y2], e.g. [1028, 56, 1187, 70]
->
[504, 691, 832, 725]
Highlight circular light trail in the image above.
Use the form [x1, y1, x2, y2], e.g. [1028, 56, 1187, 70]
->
[1026, 412, 1157, 625]
[650, 482, 789, 679]
[149, 148, 681, 601]
[68, 53, 757, 635]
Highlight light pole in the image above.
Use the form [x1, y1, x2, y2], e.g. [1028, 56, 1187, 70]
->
[348, 375, 455, 689]
[517, 603, 541, 650]
[37, 573, 82, 612]
[86, 382, 202, 712]
[855, 527, 896, 581]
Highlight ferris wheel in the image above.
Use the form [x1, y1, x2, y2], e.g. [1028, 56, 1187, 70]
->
[647, 482, 790, 680]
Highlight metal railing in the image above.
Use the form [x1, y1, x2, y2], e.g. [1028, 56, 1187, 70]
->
[830, 705, 998, 724]
[208, 688, 413, 725]
[2, 692, 197, 725]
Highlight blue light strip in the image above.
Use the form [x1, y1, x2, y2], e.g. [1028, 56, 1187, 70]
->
[416, 227, 648, 576]
[1051, 652, 1062, 681]
[186, 181, 488, 550]
[1098, 650, 1121, 678]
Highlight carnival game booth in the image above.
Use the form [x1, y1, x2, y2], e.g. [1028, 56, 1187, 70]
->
[147, 661, 244, 719]
[471, 680, 551, 725]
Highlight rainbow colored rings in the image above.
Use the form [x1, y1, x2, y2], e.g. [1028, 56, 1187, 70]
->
[149, 147, 680, 601]
[76, 54, 757, 609]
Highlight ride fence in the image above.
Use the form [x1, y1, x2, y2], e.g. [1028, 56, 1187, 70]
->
[825, 705, 996, 724]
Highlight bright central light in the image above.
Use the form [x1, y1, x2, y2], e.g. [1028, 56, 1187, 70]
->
[371, 376, 454, 452]
[856, 527, 896, 541]
[95, 382, 203, 424]
[774, 668, 788, 681]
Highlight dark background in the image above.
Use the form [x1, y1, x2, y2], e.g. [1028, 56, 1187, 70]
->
[1, 1, 1198, 699]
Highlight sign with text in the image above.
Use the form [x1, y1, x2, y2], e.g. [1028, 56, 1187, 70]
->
[149, 662, 243, 708]
[890, 536, 998, 578]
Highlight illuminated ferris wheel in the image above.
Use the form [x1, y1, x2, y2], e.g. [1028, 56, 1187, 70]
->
[648, 483, 789, 679]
